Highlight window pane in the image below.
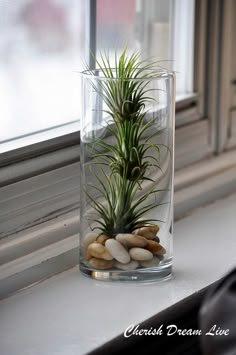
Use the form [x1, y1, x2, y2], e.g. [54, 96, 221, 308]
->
[96, 0, 195, 96]
[0, 0, 84, 143]
[0, 0, 195, 151]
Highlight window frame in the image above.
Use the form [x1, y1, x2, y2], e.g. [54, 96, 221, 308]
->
[175, 0, 208, 127]
[1, 0, 236, 299]
[0, 0, 211, 238]
[0, 0, 206, 166]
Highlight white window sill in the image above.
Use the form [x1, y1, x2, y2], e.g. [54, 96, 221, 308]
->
[1, 193, 236, 355]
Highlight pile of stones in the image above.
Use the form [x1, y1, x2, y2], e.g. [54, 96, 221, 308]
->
[83, 225, 166, 270]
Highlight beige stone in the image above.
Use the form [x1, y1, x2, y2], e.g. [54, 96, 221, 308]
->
[129, 247, 153, 261]
[84, 250, 92, 261]
[96, 235, 109, 245]
[115, 234, 147, 248]
[88, 242, 113, 260]
[133, 224, 159, 239]
[105, 239, 130, 264]
[89, 258, 113, 270]
[83, 232, 98, 250]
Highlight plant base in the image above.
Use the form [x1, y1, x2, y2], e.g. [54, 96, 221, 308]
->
[80, 259, 172, 283]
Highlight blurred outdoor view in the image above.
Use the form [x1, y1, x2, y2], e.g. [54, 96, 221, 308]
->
[0, 0, 194, 144]
[0, 0, 84, 142]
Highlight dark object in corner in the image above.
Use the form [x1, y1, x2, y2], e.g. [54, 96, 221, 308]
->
[199, 268, 236, 355]
[86, 269, 236, 355]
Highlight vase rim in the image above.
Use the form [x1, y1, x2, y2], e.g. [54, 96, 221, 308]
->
[77, 68, 175, 81]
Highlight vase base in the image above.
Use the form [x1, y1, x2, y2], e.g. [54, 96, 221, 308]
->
[80, 261, 172, 283]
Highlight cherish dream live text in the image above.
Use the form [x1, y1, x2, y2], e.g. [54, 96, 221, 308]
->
[124, 324, 230, 338]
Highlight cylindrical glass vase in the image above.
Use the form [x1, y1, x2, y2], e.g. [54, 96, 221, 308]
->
[79, 67, 175, 282]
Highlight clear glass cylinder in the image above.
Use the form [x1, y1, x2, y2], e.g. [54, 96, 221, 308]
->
[79, 68, 175, 282]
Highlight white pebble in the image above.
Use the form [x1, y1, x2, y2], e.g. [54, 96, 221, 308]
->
[116, 234, 147, 248]
[129, 248, 153, 261]
[105, 239, 130, 264]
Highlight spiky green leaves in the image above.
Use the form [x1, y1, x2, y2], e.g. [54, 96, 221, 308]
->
[85, 49, 166, 236]
[87, 168, 166, 237]
[91, 115, 161, 181]
[88, 49, 159, 122]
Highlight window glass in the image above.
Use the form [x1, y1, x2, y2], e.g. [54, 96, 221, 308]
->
[96, 0, 195, 96]
[0, 0, 84, 143]
[0, 0, 195, 149]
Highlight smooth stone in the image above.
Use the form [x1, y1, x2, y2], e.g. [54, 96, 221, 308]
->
[89, 258, 113, 270]
[129, 248, 153, 261]
[88, 242, 113, 260]
[83, 232, 98, 250]
[154, 244, 166, 256]
[133, 224, 159, 239]
[116, 234, 147, 248]
[84, 250, 92, 261]
[114, 260, 139, 271]
[105, 239, 131, 264]
[146, 240, 163, 254]
[140, 256, 160, 268]
[96, 235, 109, 245]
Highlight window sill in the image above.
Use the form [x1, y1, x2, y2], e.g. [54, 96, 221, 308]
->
[1, 149, 236, 299]
[1, 192, 236, 355]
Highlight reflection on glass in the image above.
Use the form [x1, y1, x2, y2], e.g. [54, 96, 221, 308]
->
[96, 0, 195, 95]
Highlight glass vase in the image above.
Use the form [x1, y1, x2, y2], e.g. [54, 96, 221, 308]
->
[79, 68, 175, 282]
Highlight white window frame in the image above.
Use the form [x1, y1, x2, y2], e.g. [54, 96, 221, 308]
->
[172, 0, 195, 94]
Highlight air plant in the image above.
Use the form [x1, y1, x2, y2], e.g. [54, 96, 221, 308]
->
[84, 49, 167, 237]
